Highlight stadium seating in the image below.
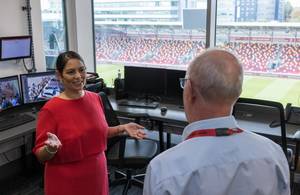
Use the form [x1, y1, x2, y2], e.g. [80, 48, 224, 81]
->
[95, 33, 300, 75]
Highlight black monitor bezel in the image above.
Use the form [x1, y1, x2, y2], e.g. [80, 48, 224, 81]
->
[124, 66, 167, 99]
[123, 66, 187, 103]
[0, 75, 22, 112]
[20, 71, 61, 104]
[165, 69, 186, 104]
[0, 35, 32, 61]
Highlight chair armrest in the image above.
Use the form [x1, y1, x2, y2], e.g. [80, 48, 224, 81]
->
[292, 130, 300, 171]
[287, 148, 293, 166]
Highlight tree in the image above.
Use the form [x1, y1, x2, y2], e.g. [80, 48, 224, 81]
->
[284, 1, 293, 21]
[290, 8, 300, 22]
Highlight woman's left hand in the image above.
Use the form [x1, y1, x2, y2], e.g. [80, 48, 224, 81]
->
[123, 122, 146, 139]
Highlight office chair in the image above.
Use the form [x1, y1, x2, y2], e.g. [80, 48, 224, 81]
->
[98, 92, 158, 195]
[233, 97, 297, 193]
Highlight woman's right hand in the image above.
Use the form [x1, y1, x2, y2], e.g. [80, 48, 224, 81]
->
[44, 132, 62, 153]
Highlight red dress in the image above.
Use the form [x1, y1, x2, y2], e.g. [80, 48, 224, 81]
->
[33, 91, 109, 195]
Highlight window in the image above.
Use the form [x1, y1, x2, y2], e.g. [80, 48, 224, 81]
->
[93, 0, 207, 87]
[171, 1, 178, 6]
[41, 0, 68, 70]
[216, 0, 300, 107]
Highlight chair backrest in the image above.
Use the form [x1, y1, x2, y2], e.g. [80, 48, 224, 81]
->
[99, 91, 120, 126]
[98, 92, 126, 165]
[98, 92, 158, 169]
[233, 97, 288, 157]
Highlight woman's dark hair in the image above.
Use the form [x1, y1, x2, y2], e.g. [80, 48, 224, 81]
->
[56, 51, 84, 74]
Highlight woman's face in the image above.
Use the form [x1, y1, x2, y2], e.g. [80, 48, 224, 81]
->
[59, 58, 86, 93]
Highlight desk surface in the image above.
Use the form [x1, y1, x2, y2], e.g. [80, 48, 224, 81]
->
[1, 98, 299, 143]
[111, 98, 300, 140]
[112, 101, 187, 125]
[0, 111, 36, 144]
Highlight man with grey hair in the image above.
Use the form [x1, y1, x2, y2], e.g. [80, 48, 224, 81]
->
[143, 49, 290, 195]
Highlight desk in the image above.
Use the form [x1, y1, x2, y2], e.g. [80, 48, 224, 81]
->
[0, 110, 37, 168]
[111, 100, 187, 151]
[110, 98, 300, 152]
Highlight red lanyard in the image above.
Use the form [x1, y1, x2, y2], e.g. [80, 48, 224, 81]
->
[185, 128, 243, 141]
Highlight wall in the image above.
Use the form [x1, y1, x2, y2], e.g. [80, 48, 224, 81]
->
[67, 0, 94, 72]
[0, 0, 45, 77]
[0, 0, 95, 77]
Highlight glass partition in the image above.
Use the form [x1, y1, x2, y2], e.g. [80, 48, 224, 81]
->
[93, 0, 207, 87]
[41, 0, 68, 70]
[216, 0, 300, 107]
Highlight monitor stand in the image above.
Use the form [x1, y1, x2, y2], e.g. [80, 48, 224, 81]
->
[117, 93, 160, 109]
[136, 93, 161, 103]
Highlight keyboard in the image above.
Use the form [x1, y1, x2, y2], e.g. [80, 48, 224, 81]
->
[118, 100, 159, 109]
[0, 113, 35, 132]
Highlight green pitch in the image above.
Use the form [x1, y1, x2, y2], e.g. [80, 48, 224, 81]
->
[242, 75, 300, 107]
[96, 64, 300, 107]
[96, 64, 124, 87]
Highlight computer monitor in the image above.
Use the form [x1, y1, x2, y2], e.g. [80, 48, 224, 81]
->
[0, 36, 32, 61]
[124, 66, 166, 100]
[20, 71, 63, 104]
[0, 75, 22, 112]
[165, 69, 186, 104]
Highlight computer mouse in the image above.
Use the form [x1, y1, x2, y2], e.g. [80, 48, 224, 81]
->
[160, 106, 167, 114]
[31, 107, 37, 114]
[294, 130, 300, 139]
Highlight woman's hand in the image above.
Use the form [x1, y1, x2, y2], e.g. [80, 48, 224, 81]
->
[123, 123, 146, 139]
[44, 132, 62, 153]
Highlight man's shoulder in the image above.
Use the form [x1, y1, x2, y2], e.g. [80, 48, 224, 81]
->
[147, 141, 196, 180]
[235, 131, 288, 166]
[149, 131, 286, 171]
[244, 130, 283, 150]
[151, 139, 189, 161]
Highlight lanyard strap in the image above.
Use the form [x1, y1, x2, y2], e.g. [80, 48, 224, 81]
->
[185, 128, 243, 141]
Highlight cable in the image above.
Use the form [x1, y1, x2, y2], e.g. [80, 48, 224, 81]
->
[2, 152, 10, 162]
[22, 59, 34, 73]
[22, 0, 36, 72]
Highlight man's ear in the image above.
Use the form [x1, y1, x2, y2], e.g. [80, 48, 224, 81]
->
[188, 80, 206, 106]
[186, 80, 197, 104]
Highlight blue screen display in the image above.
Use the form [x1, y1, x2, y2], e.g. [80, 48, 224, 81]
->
[20, 71, 63, 104]
[0, 75, 21, 111]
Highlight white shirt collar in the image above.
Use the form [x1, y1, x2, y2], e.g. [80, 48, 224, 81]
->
[182, 115, 239, 141]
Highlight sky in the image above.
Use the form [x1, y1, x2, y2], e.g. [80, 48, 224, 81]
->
[288, 0, 300, 7]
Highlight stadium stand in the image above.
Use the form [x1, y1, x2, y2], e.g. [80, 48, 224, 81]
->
[95, 33, 300, 75]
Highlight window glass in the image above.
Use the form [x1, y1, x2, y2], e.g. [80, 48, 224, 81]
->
[216, 0, 300, 106]
[93, 0, 207, 87]
[41, 0, 68, 70]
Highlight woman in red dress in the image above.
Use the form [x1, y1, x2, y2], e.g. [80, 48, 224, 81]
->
[33, 51, 146, 195]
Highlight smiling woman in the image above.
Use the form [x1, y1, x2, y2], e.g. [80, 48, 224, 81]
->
[33, 51, 147, 195]
[55, 52, 87, 99]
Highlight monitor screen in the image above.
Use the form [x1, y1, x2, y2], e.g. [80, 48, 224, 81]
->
[0, 75, 22, 112]
[0, 36, 32, 61]
[20, 71, 63, 104]
[165, 69, 186, 104]
[124, 66, 166, 99]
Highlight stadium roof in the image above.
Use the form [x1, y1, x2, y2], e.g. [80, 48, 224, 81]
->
[95, 21, 182, 26]
[95, 21, 300, 28]
[218, 22, 300, 28]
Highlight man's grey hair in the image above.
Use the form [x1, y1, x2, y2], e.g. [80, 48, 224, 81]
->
[187, 49, 243, 104]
